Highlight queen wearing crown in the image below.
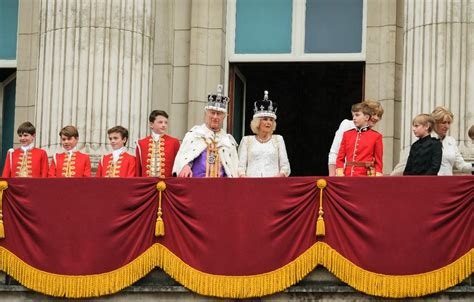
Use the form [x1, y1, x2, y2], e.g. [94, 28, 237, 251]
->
[173, 85, 239, 177]
[238, 91, 291, 177]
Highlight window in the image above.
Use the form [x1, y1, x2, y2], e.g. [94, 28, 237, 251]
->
[305, 0, 363, 53]
[235, 0, 293, 54]
[228, 0, 366, 61]
[0, 0, 18, 62]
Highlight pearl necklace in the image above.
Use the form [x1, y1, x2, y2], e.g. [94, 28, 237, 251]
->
[255, 135, 271, 144]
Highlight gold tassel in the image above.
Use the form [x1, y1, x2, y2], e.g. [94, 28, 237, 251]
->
[315, 179, 327, 237]
[0, 180, 8, 239]
[155, 217, 164, 236]
[316, 215, 325, 236]
[155, 181, 166, 237]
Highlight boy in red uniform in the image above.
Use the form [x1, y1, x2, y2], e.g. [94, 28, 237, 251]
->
[2, 122, 48, 177]
[48, 125, 91, 177]
[336, 103, 383, 176]
[96, 126, 135, 177]
[136, 110, 180, 177]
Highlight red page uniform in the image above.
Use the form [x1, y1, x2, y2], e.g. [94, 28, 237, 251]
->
[96, 151, 135, 177]
[336, 127, 383, 176]
[2, 148, 49, 177]
[135, 134, 180, 177]
[48, 151, 91, 177]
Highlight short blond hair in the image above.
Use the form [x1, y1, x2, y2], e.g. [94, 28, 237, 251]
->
[250, 117, 277, 134]
[362, 99, 384, 119]
[413, 114, 435, 133]
[431, 106, 454, 124]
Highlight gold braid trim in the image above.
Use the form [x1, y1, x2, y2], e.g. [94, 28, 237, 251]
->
[0, 243, 472, 298]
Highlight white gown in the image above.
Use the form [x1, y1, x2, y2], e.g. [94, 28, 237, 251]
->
[238, 135, 291, 177]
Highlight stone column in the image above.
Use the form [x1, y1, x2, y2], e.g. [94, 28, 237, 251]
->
[152, 0, 226, 138]
[35, 0, 154, 163]
[402, 0, 474, 160]
[152, 0, 192, 139]
[187, 0, 227, 129]
[365, 0, 405, 173]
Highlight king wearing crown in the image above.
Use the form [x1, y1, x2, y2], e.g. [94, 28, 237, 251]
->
[173, 85, 239, 178]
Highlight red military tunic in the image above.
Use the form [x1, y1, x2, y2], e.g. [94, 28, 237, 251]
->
[48, 151, 91, 177]
[336, 127, 383, 176]
[2, 148, 49, 178]
[135, 134, 180, 177]
[96, 152, 136, 177]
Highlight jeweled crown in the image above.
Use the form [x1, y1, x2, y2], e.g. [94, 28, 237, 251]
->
[206, 84, 229, 113]
[253, 90, 277, 119]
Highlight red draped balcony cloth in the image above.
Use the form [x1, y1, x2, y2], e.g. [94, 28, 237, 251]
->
[0, 177, 472, 298]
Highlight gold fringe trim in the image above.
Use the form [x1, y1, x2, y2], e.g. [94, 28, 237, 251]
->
[0, 246, 157, 298]
[315, 243, 473, 298]
[0, 243, 472, 298]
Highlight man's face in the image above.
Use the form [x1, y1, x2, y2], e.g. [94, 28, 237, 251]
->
[205, 110, 225, 131]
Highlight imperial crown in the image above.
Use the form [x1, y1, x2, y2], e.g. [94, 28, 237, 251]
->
[206, 84, 229, 113]
[253, 90, 277, 119]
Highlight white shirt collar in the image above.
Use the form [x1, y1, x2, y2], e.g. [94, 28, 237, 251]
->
[112, 147, 126, 162]
[431, 132, 444, 141]
[151, 132, 161, 142]
[21, 143, 34, 152]
[64, 147, 77, 159]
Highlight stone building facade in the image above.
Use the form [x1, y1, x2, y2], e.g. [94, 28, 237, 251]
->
[5, 0, 472, 175]
[0, 1, 473, 300]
